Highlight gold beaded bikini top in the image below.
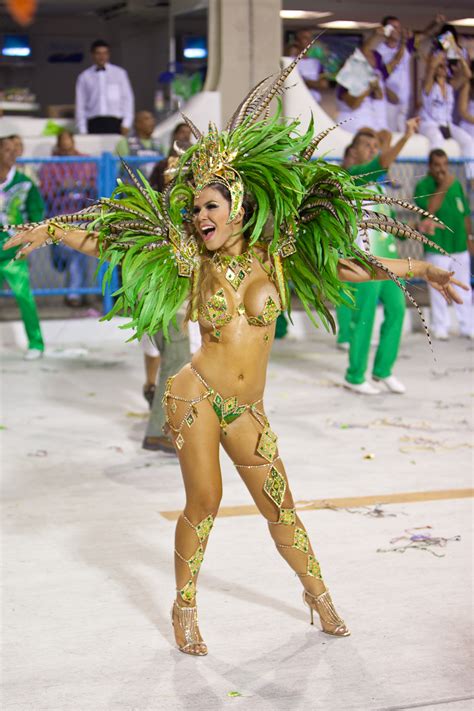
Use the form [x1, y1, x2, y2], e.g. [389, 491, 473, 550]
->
[198, 250, 281, 340]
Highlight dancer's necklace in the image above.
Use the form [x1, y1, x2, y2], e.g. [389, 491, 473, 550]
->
[212, 249, 254, 291]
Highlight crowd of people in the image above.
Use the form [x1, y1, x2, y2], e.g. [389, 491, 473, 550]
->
[1, 27, 472, 391]
[294, 16, 474, 173]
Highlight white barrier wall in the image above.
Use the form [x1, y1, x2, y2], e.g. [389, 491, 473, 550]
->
[0, 91, 221, 157]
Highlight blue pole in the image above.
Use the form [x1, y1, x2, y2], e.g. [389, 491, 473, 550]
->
[100, 152, 118, 315]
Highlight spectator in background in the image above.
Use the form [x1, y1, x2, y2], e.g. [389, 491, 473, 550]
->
[39, 131, 97, 307]
[418, 51, 473, 178]
[374, 17, 416, 132]
[414, 149, 472, 340]
[0, 136, 45, 360]
[336, 30, 389, 133]
[115, 110, 164, 177]
[458, 62, 474, 139]
[292, 29, 329, 104]
[75, 39, 134, 135]
[149, 122, 192, 192]
[8, 134, 24, 159]
[143, 131, 195, 453]
[7, 133, 37, 182]
[338, 118, 419, 395]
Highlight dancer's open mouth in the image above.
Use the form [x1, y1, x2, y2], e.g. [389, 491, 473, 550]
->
[201, 226, 216, 241]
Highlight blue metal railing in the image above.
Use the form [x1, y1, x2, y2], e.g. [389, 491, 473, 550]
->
[1, 152, 164, 313]
[1, 154, 472, 309]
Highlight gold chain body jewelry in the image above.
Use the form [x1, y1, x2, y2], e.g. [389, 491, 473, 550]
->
[162, 369, 213, 450]
[175, 513, 214, 602]
[163, 365, 271, 447]
[211, 249, 254, 291]
[406, 256, 414, 278]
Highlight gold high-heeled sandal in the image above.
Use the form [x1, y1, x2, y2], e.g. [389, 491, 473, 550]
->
[303, 590, 350, 637]
[171, 601, 208, 656]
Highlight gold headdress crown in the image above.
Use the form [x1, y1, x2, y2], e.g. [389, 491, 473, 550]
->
[190, 122, 244, 223]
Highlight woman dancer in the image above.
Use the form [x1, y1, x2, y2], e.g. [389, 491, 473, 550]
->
[4, 49, 466, 657]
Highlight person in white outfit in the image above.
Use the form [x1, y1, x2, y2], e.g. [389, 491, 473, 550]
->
[374, 17, 416, 132]
[414, 149, 473, 340]
[292, 29, 329, 104]
[336, 28, 390, 133]
[458, 66, 474, 140]
[75, 39, 134, 135]
[418, 51, 473, 179]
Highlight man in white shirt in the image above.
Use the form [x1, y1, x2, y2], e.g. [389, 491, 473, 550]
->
[75, 39, 134, 135]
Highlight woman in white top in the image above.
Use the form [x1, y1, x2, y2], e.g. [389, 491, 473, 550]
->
[336, 29, 389, 133]
[458, 68, 474, 139]
[418, 52, 473, 178]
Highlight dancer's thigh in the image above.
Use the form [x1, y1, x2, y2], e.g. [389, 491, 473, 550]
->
[220, 410, 294, 521]
[165, 365, 223, 509]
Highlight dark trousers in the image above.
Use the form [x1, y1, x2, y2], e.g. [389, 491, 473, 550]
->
[87, 116, 122, 134]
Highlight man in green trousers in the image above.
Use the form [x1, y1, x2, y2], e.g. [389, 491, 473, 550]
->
[0, 136, 45, 360]
[337, 119, 419, 394]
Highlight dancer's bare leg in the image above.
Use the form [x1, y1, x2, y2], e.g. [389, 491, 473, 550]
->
[221, 409, 349, 635]
[164, 365, 222, 654]
[144, 353, 160, 388]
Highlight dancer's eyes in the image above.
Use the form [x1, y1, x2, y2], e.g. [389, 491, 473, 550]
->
[192, 202, 219, 215]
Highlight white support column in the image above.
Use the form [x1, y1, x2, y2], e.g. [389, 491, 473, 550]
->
[213, 0, 282, 124]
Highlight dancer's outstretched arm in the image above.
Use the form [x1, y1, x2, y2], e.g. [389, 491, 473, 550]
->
[3, 225, 100, 259]
[337, 256, 469, 304]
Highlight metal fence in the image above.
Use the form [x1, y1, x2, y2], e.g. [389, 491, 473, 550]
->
[1, 155, 472, 312]
[0, 153, 163, 313]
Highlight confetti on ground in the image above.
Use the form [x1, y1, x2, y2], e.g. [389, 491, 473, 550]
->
[431, 366, 474, 379]
[399, 436, 472, 453]
[363, 453, 375, 460]
[126, 411, 149, 419]
[107, 446, 124, 453]
[27, 450, 48, 457]
[47, 348, 89, 359]
[377, 526, 461, 557]
[321, 503, 403, 518]
[435, 401, 468, 410]
[227, 691, 243, 697]
[326, 417, 470, 433]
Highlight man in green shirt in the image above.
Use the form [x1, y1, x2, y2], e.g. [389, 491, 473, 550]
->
[0, 136, 45, 359]
[337, 119, 418, 395]
[414, 148, 472, 340]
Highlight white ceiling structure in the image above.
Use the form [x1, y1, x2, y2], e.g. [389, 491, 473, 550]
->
[282, 0, 474, 31]
[0, 0, 472, 32]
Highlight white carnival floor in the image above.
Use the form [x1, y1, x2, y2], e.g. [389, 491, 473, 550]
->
[1, 319, 473, 711]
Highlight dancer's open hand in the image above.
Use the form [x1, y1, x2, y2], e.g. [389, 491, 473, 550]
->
[424, 263, 469, 304]
[2, 225, 51, 260]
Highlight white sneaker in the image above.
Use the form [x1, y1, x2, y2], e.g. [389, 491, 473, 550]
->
[374, 375, 406, 394]
[433, 331, 449, 341]
[344, 380, 381, 395]
[337, 342, 349, 351]
[24, 349, 43, 361]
